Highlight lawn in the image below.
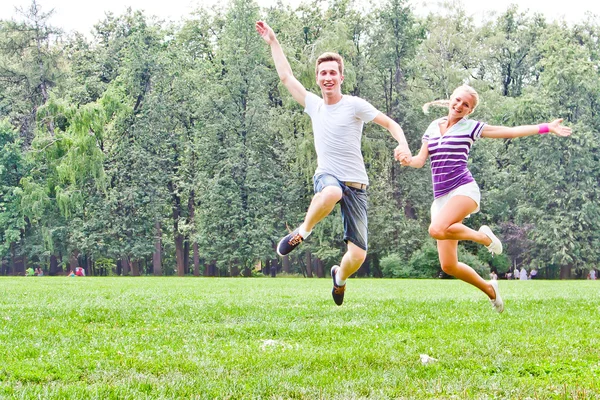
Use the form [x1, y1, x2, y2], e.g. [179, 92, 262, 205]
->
[1, 277, 599, 399]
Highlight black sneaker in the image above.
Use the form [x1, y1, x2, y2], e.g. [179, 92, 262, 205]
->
[276, 228, 304, 256]
[331, 265, 345, 306]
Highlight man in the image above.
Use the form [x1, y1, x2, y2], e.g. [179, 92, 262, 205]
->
[256, 21, 411, 305]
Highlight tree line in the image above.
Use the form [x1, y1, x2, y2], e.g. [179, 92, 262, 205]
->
[1, 0, 599, 278]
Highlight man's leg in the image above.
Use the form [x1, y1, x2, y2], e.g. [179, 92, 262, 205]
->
[301, 186, 343, 232]
[277, 175, 342, 256]
[331, 185, 368, 305]
[331, 242, 365, 306]
[337, 241, 367, 281]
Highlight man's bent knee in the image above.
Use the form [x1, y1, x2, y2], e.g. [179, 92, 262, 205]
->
[318, 186, 343, 204]
[347, 246, 367, 265]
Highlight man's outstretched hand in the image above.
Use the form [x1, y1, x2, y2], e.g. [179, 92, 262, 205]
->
[256, 21, 276, 45]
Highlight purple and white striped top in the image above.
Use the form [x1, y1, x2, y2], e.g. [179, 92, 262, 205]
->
[422, 117, 485, 199]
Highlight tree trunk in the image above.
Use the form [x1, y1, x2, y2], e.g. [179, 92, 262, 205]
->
[207, 260, 217, 277]
[315, 257, 324, 278]
[282, 255, 290, 274]
[14, 255, 26, 276]
[305, 251, 313, 278]
[153, 221, 162, 276]
[271, 258, 279, 277]
[9, 242, 15, 275]
[193, 243, 200, 277]
[170, 181, 185, 277]
[560, 264, 572, 280]
[184, 240, 190, 275]
[12, 243, 25, 276]
[175, 234, 185, 276]
[87, 257, 93, 277]
[371, 254, 382, 278]
[69, 251, 79, 273]
[131, 259, 140, 276]
[186, 191, 196, 276]
[49, 255, 59, 275]
[230, 265, 239, 277]
[122, 255, 130, 276]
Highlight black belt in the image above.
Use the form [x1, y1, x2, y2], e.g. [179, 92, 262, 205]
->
[343, 181, 367, 190]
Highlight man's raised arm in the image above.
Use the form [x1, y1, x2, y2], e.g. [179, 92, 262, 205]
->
[256, 21, 307, 107]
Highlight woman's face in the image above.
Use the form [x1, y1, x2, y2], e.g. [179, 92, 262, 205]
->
[448, 90, 475, 118]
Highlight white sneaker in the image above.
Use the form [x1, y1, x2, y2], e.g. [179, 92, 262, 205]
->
[479, 225, 503, 255]
[489, 279, 504, 313]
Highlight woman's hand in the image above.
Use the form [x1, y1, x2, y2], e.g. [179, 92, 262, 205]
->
[549, 118, 572, 137]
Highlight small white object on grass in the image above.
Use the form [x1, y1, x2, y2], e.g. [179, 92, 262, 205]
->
[419, 354, 438, 364]
[260, 339, 292, 351]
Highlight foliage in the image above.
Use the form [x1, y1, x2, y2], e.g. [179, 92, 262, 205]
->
[1, 0, 599, 277]
[0, 120, 25, 258]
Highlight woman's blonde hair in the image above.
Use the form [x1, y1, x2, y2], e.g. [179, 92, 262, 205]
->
[422, 85, 480, 114]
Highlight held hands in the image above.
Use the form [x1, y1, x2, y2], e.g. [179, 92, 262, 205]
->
[549, 119, 572, 137]
[255, 21, 276, 45]
[394, 144, 412, 166]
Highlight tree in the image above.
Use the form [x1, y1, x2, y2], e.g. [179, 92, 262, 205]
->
[0, 120, 25, 273]
[0, 0, 63, 144]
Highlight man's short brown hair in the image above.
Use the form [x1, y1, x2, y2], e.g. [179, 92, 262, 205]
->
[315, 52, 344, 76]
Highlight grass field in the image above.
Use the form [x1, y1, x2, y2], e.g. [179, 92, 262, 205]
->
[1, 276, 599, 399]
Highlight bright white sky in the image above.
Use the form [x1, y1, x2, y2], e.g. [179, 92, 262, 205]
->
[1, 0, 598, 36]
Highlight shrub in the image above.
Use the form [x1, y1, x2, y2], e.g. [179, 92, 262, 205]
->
[380, 253, 412, 278]
[407, 241, 440, 278]
[382, 241, 492, 279]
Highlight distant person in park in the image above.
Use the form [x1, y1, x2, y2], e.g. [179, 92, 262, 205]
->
[270, 263, 277, 278]
[256, 21, 411, 306]
[68, 269, 75, 277]
[588, 269, 596, 280]
[490, 271, 498, 280]
[519, 267, 528, 280]
[529, 268, 537, 279]
[25, 266, 35, 276]
[397, 84, 572, 313]
[75, 267, 85, 277]
[35, 267, 43, 276]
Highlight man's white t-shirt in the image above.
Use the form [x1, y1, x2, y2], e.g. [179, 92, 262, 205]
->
[304, 92, 379, 185]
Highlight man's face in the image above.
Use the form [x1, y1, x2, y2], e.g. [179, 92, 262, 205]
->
[316, 61, 343, 95]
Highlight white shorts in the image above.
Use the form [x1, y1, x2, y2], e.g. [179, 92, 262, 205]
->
[430, 181, 481, 221]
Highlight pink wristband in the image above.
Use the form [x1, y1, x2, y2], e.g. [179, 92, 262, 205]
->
[538, 123, 550, 134]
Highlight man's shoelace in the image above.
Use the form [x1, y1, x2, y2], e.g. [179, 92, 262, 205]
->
[288, 234, 303, 246]
[333, 285, 345, 295]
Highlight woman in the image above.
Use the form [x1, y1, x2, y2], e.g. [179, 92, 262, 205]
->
[397, 85, 571, 313]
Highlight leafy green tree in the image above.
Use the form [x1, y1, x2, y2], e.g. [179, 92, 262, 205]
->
[478, 6, 545, 97]
[0, 0, 63, 144]
[195, 0, 292, 275]
[0, 120, 25, 272]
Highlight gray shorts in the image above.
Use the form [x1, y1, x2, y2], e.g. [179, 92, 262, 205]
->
[313, 173, 368, 251]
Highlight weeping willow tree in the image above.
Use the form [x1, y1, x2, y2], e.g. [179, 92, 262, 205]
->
[18, 88, 128, 270]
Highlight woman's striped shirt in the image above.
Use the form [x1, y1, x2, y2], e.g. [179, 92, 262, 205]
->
[422, 117, 485, 199]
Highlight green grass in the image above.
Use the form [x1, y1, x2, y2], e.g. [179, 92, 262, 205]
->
[1, 277, 599, 399]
